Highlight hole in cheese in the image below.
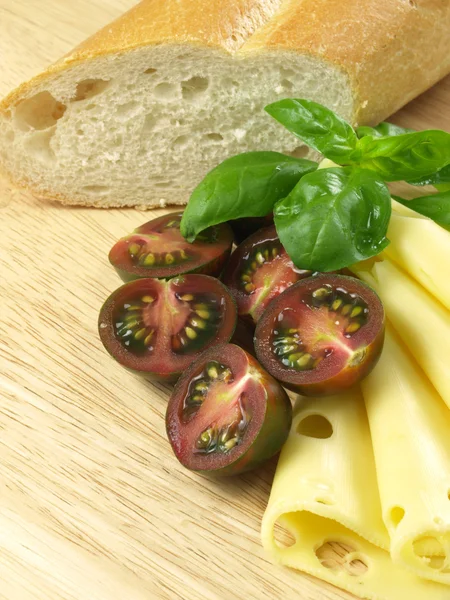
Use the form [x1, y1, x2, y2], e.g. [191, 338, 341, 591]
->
[316, 541, 369, 576]
[273, 520, 296, 549]
[389, 506, 405, 528]
[412, 536, 447, 570]
[315, 497, 335, 506]
[297, 415, 333, 439]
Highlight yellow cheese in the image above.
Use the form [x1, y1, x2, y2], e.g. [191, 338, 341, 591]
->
[351, 258, 450, 411]
[361, 327, 450, 584]
[385, 201, 450, 311]
[261, 390, 450, 599]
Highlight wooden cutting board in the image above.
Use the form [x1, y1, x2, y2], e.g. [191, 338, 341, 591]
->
[0, 2, 449, 599]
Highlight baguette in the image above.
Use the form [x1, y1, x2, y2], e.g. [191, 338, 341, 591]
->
[1, 0, 449, 209]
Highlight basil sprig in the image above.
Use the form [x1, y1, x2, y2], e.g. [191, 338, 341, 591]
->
[358, 122, 450, 190]
[180, 152, 317, 242]
[356, 131, 450, 181]
[274, 168, 391, 271]
[180, 98, 450, 271]
[266, 99, 450, 182]
[356, 122, 414, 139]
[265, 99, 358, 162]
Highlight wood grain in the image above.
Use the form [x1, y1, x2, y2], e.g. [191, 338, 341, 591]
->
[0, 2, 449, 599]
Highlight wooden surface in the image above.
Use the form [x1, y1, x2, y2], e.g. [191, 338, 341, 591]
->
[0, 2, 449, 599]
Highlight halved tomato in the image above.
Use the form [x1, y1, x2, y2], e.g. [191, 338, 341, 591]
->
[98, 275, 237, 380]
[166, 343, 292, 476]
[109, 212, 233, 281]
[254, 275, 385, 396]
[222, 225, 317, 324]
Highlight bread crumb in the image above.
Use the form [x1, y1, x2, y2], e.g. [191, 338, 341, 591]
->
[159, 198, 167, 207]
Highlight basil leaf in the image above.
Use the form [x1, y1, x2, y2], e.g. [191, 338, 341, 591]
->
[408, 163, 450, 187]
[180, 152, 317, 241]
[393, 192, 450, 230]
[356, 122, 415, 139]
[356, 130, 450, 181]
[265, 99, 358, 161]
[274, 167, 391, 272]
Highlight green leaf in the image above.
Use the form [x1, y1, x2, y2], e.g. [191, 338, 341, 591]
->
[393, 192, 450, 230]
[180, 152, 317, 241]
[355, 130, 450, 182]
[407, 163, 450, 187]
[265, 99, 358, 162]
[274, 167, 391, 272]
[356, 122, 415, 139]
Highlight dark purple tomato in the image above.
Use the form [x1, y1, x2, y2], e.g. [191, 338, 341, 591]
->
[166, 344, 292, 476]
[109, 212, 233, 281]
[254, 275, 385, 396]
[222, 225, 317, 324]
[229, 214, 274, 245]
[230, 318, 257, 358]
[98, 275, 237, 380]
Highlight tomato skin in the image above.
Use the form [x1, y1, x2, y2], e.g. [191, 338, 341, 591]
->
[215, 353, 292, 476]
[112, 251, 232, 284]
[229, 214, 274, 245]
[254, 275, 385, 396]
[98, 275, 237, 382]
[276, 332, 385, 396]
[109, 212, 233, 282]
[230, 318, 256, 358]
[166, 344, 292, 476]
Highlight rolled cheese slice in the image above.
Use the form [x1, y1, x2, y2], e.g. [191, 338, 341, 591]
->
[351, 258, 450, 411]
[261, 390, 449, 599]
[361, 327, 450, 584]
[385, 201, 450, 311]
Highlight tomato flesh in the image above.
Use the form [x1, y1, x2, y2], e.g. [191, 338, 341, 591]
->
[98, 275, 237, 380]
[222, 226, 316, 323]
[109, 212, 233, 281]
[166, 344, 292, 475]
[254, 275, 385, 396]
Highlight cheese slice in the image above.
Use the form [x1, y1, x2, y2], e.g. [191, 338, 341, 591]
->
[261, 390, 450, 599]
[361, 327, 450, 584]
[351, 258, 450, 411]
[385, 201, 450, 311]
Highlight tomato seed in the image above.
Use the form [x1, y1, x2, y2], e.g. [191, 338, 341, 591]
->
[128, 243, 141, 256]
[185, 327, 197, 340]
[142, 253, 156, 266]
[345, 322, 361, 335]
[134, 328, 148, 340]
[144, 331, 154, 346]
[341, 304, 353, 316]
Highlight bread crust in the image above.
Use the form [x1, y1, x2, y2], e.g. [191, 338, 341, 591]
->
[3, 0, 449, 122]
[1, 0, 450, 206]
[0, 0, 281, 110]
[241, 0, 450, 125]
